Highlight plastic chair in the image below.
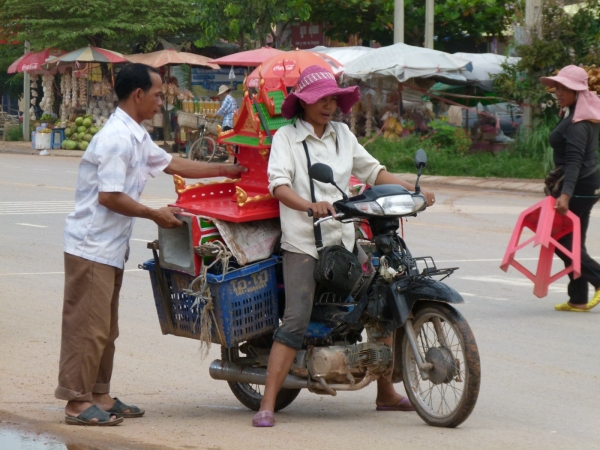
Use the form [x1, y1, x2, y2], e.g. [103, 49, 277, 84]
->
[500, 196, 581, 298]
[50, 128, 65, 149]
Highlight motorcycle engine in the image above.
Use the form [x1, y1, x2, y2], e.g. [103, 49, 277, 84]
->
[307, 342, 392, 383]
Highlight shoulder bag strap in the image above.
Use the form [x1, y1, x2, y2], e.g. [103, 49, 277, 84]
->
[301, 139, 323, 249]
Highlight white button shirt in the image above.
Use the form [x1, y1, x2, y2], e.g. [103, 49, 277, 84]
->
[64, 107, 172, 268]
[268, 119, 384, 259]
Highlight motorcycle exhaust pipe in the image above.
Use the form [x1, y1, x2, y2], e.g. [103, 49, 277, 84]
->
[209, 360, 308, 390]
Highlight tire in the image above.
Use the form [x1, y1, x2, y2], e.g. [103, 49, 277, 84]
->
[189, 136, 216, 162]
[401, 302, 480, 428]
[221, 346, 301, 412]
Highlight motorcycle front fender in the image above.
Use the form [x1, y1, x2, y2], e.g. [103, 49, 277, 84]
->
[387, 278, 464, 327]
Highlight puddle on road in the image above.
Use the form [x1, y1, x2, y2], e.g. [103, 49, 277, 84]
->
[0, 429, 98, 450]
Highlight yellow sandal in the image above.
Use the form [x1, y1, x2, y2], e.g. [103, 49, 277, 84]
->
[554, 302, 589, 312]
[585, 291, 600, 310]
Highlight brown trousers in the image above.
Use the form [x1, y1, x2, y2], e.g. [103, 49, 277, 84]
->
[55, 253, 123, 402]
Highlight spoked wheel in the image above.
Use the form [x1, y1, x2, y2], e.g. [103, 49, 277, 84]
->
[402, 302, 480, 428]
[221, 346, 301, 412]
[190, 136, 217, 162]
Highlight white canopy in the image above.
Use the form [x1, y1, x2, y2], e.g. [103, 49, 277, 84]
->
[308, 46, 374, 67]
[452, 53, 521, 91]
[343, 43, 472, 83]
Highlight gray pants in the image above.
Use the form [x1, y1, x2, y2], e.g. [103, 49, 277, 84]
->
[273, 251, 317, 350]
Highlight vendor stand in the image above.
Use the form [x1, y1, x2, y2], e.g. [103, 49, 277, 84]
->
[124, 49, 219, 152]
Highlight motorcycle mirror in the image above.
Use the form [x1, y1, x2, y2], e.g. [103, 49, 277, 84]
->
[309, 163, 335, 184]
[414, 149, 428, 170]
[309, 163, 349, 201]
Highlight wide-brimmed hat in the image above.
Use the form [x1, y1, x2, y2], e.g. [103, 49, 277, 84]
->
[217, 85, 231, 96]
[281, 65, 360, 119]
[540, 65, 589, 91]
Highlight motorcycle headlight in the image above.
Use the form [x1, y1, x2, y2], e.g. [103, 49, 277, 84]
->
[354, 194, 426, 216]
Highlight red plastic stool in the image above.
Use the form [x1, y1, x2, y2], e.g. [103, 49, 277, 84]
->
[500, 196, 581, 298]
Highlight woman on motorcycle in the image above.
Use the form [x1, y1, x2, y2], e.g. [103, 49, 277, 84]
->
[254, 65, 436, 427]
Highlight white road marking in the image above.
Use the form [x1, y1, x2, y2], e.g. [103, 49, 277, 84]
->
[458, 292, 508, 301]
[0, 199, 174, 215]
[437, 257, 600, 263]
[131, 238, 152, 243]
[458, 275, 567, 293]
[32, 168, 51, 171]
[16, 223, 48, 228]
[0, 269, 143, 276]
[65, 171, 79, 174]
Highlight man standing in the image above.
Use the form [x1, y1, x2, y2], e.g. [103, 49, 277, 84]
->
[56, 63, 246, 426]
[216, 85, 237, 131]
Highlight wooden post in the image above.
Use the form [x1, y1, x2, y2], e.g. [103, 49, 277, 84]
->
[23, 42, 31, 141]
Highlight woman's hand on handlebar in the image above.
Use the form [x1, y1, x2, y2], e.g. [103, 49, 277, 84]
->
[423, 190, 436, 207]
[308, 201, 337, 218]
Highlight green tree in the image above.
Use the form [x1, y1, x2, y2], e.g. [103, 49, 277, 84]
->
[0, 0, 196, 52]
[193, 0, 311, 50]
[0, 44, 25, 99]
[307, 0, 512, 48]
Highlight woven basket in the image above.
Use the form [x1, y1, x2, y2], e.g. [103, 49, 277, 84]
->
[152, 113, 164, 127]
[177, 111, 204, 129]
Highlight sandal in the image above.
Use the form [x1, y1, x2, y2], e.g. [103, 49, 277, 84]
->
[252, 410, 275, 427]
[376, 397, 415, 411]
[106, 397, 145, 418]
[65, 405, 123, 426]
[554, 302, 589, 312]
[586, 291, 600, 310]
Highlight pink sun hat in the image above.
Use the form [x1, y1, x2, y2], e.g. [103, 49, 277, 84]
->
[281, 65, 360, 119]
[540, 65, 600, 123]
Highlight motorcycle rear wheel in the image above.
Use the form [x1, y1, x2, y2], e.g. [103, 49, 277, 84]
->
[221, 346, 301, 412]
[402, 302, 480, 428]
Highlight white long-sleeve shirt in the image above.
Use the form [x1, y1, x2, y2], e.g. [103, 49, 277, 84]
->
[268, 119, 384, 258]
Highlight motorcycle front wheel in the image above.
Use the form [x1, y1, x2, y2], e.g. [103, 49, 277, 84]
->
[402, 302, 480, 428]
[221, 346, 301, 412]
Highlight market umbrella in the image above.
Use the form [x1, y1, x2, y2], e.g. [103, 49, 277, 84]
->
[7, 49, 66, 74]
[41, 46, 128, 69]
[343, 43, 472, 83]
[125, 49, 219, 69]
[207, 46, 284, 67]
[246, 50, 344, 89]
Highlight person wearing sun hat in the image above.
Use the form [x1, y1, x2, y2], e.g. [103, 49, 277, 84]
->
[216, 85, 237, 131]
[250, 65, 436, 427]
[540, 65, 600, 312]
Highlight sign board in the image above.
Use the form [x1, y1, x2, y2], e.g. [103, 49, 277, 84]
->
[190, 67, 247, 100]
[291, 23, 325, 49]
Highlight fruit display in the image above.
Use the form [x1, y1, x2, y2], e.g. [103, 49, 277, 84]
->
[382, 115, 403, 141]
[60, 73, 72, 122]
[87, 78, 116, 127]
[61, 115, 101, 151]
[29, 75, 39, 120]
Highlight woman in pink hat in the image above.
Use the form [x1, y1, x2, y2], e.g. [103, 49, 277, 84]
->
[540, 65, 600, 312]
[252, 65, 436, 427]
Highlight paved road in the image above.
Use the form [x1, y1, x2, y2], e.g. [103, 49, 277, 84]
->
[1, 153, 599, 450]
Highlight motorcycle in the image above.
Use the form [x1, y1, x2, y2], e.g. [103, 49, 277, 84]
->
[209, 150, 481, 428]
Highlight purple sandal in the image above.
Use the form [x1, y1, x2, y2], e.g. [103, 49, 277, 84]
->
[252, 410, 275, 427]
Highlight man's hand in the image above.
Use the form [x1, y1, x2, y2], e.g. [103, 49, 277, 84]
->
[221, 163, 248, 178]
[150, 207, 184, 228]
[309, 201, 337, 219]
[555, 193, 570, 215]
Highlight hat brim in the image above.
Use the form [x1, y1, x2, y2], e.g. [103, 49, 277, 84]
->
[540, 75, 587, 91]
[281, 85, 360, 119]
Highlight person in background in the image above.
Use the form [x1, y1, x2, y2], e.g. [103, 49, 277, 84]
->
[540, 65, 600, 312]
[253, 65, 436, 428]
[216, 85, 237, 132]
[56, 63, 246, 426]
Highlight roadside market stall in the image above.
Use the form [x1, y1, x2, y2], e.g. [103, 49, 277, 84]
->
[208, 46, 284, 67]
[125, 49, 220, 150]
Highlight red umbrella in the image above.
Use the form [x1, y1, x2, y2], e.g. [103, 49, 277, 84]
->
[208, 46, 284, 67]
[7, 49, 66, 74]
[246, 50, 344, 89]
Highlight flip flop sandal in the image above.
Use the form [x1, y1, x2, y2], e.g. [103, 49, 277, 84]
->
[554, 302, 589, 312]
[106, 397, 145, 418]
[65, 405, 123, 426]
[252, 410, 275, 427]
[376, 397, 415, 411]
[585, 292, 600, 310]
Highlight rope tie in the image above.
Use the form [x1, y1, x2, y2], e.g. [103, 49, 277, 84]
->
[185, 241, 232, 358]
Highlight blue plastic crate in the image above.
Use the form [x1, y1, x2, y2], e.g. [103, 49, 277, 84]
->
[142, 256, 280, 347]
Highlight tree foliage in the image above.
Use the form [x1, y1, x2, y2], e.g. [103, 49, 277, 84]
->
[307, 0, 512, 48]
[493, 0, 600, 105]
[193, 0, 310, 50]
[0, 0, 196, 52]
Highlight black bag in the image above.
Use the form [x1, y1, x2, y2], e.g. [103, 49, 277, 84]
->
[314, 245, 363, 296]
[544, 166, 564, 198]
